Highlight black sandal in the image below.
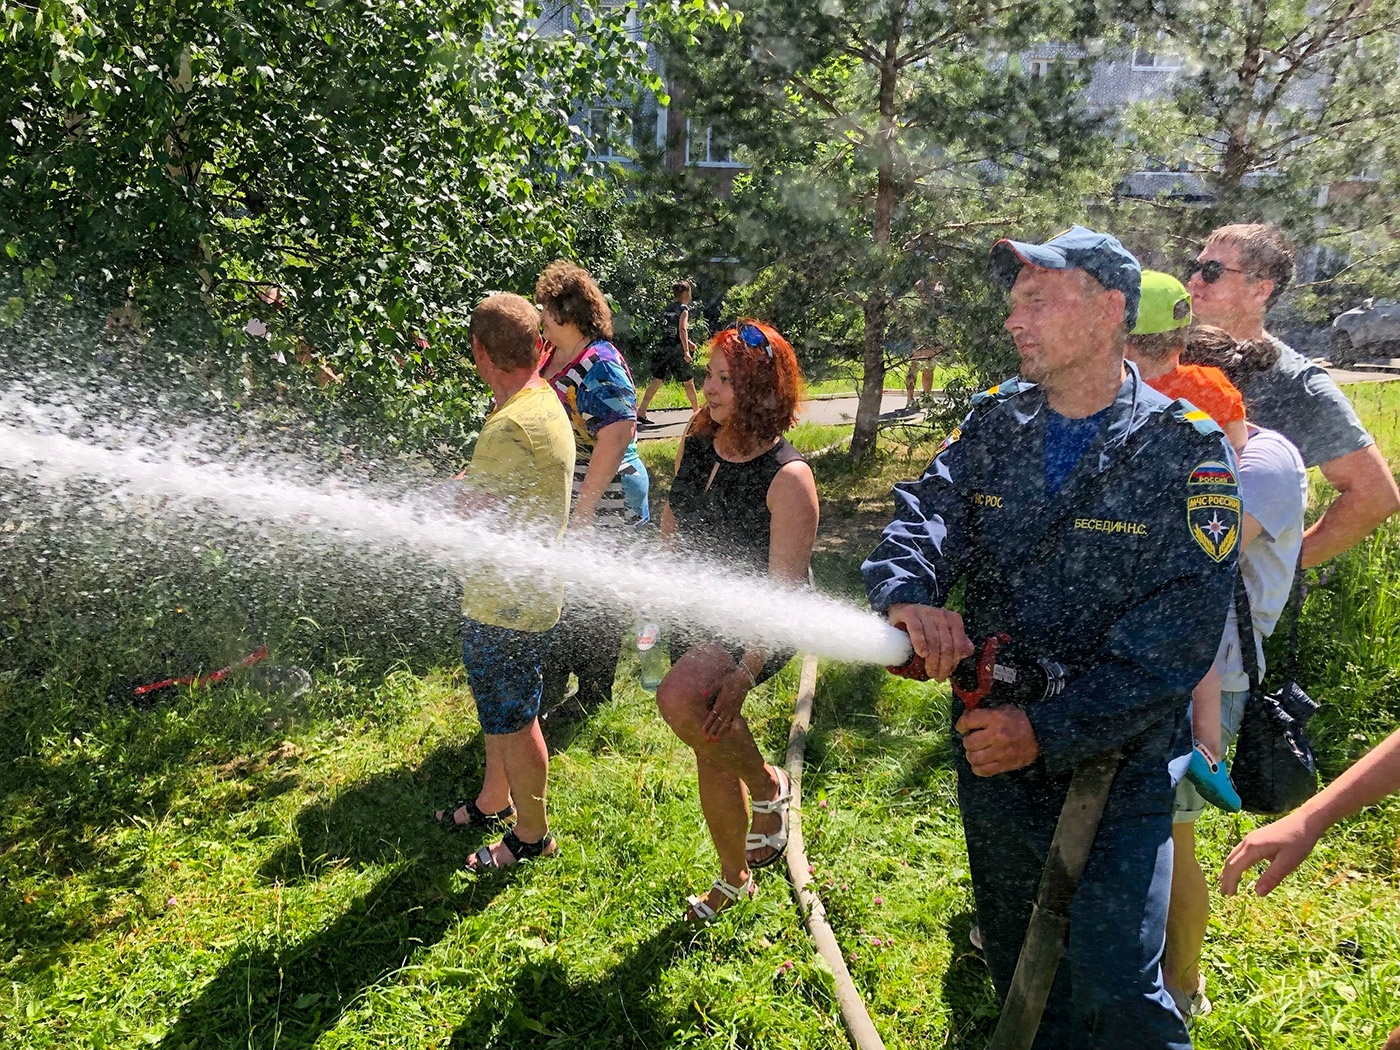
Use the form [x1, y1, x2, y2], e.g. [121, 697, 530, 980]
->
[468, 828, 557, 873]
[431, 800, 515, 833]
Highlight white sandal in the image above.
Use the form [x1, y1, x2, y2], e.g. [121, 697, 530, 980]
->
[746, 765, 792, 869]
[685, 875, 756, 923]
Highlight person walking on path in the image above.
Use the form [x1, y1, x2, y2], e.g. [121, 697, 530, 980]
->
[904, 279, 945, 409]
[436, 292, 574, 871]
[536, 261, 650, 725]
[653, 320, 819, 923]
[864, 226, 1240, 1047]
[1183, 223, 1399, 567]
[637, 280, 700, 424]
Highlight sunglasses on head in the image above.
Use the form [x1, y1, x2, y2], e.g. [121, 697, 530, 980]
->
[1185, 259, 1251, 284]
[731, 321, 774, 360]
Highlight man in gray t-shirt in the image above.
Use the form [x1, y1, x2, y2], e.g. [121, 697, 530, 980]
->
[1234, 339, 1372, 470]
[1187, 223, 1399, 567]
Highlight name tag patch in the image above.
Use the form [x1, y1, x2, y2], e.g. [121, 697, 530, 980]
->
[1073, 517, 1148, 536]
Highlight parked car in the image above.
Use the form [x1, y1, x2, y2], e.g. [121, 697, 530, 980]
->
[1331, 298, 1400, 367]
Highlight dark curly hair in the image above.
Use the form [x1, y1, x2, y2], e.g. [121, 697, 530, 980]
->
[1180, 323, 1281, 384]
[688, 320, 804, 448]
[534, 260, 613, 340]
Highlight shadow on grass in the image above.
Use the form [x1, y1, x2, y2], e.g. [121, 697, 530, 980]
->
[156, 739, 506, 1050]
[257, 736, 486, 885]
[939, 909, 998, 1049]
[447, 922, 689, 1049]
[0, 678, 346, 974]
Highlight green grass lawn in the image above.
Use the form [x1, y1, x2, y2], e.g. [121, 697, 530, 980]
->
[4, 385, 1399, 1048]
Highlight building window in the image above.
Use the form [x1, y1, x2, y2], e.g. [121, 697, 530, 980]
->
[588, 106, 633, 161]
[590, 0, 640, 35]
[686, 121, 738, 166]
[1027, 58, 1055, 81]
[1131, 35, 1183, 70]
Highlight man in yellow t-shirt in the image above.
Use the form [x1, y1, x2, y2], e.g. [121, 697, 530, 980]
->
[434, 292, 575, 873]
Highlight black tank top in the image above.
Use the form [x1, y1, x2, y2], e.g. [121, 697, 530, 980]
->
[660, 301, 688, 350]
[667, 434, 806, 571]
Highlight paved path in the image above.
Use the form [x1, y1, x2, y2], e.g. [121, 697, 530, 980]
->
[634, 365, 1398, 442]
[636, 391, 916, 441]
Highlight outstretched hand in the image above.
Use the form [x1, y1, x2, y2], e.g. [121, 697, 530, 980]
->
[1219, 810, 1322, 896]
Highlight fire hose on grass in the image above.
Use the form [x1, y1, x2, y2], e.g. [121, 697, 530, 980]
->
[786, 630, 1122, 1049]
[783, 652, 887, 1050]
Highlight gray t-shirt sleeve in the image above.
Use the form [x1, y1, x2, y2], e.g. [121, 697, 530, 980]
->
[1239, 428, 1307, 542]
[1238, 341, 1373, 468]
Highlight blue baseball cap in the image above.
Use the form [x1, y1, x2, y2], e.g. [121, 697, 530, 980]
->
[989, 225, 1142, 329]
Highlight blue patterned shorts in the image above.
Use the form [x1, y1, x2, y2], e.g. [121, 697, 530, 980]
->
[460, 619, 550, 735]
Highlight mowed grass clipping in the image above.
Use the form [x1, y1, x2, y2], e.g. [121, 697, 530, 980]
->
[3, 382, 1399, 1049]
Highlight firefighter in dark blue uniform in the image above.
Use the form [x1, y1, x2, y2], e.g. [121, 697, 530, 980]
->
[863, 227, 1239, 1048]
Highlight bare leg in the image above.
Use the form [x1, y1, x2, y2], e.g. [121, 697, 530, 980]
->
[438, 733, 514, 828]
[905, 367, 916, 407]
[1192, 663, 1224, 759]
[472, 719, 555, 868]
[637, 378, 663, 419]
[696, 752, 750, 887]
[476, 733, 513, 814]
[682, 378, 699, 413]
[1163, 821, 1208, 1000]
[921, 368, 934, 397]
[657, 644, 780, 914]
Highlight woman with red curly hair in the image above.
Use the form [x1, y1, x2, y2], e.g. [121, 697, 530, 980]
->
[656, 320, 820, 922]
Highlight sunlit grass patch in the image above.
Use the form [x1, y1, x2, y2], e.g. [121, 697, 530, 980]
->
[3, 379, 1398, 1049]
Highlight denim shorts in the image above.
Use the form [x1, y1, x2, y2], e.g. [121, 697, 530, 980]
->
[461, 618, 550, 735]
[1173, 688, 1251, 824]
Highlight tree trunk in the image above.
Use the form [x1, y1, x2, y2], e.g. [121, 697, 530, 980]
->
[1212, 0, 1266, 206]
[849, 295, 889, 459]
[848, 13, 904, 460]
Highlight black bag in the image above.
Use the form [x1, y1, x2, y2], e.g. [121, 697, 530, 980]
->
[1229, 564, 1320, 815]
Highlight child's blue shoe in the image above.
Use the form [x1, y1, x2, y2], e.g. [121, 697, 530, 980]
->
[1186, 743, 1241, 812]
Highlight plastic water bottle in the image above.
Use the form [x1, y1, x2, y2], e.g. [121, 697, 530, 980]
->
[636, 620, 669, 693]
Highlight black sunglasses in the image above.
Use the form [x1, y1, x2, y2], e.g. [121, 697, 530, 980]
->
[732, 321, 774, 360]
[1185, 259, 1251, 284]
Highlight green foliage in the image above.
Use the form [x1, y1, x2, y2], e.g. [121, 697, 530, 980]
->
[0, 0, 723, 450]
[1, 655, 851, 1049]
[571, 187, 695, 367]
[1120, 0, 1400, 310]
[637, 0, 1135, 455]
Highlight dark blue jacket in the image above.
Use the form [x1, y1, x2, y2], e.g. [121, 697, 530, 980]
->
[863, 364, 1240, 794]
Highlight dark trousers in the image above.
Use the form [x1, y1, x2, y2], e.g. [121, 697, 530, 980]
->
[541, 601, 625, 711]
[959, 761, 1191, 1050]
